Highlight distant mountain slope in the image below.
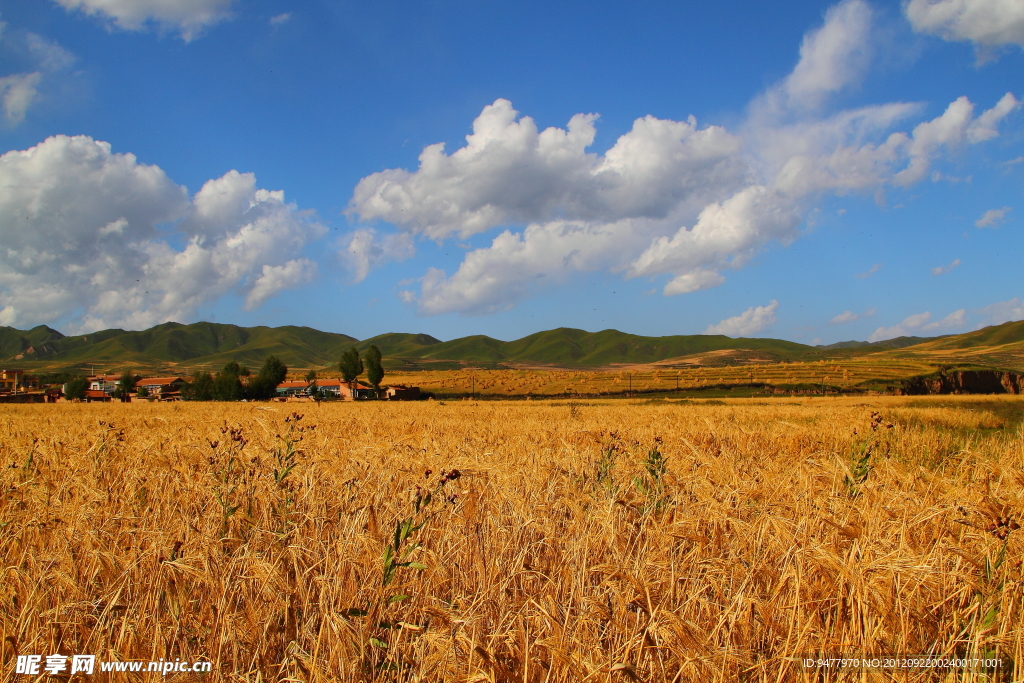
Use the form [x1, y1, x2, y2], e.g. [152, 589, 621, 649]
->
[817, 336, 939, 350]
[912, 320, 1024, 350]
[0, 325, 66, 358]
[3, 318, 1023, 372]
[360, 327, 813, 366]
[0, 322, 357, 368]
[355, 333, 443, 358]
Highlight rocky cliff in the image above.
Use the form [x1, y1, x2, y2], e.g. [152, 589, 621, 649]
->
[897, 370, 1024, 395]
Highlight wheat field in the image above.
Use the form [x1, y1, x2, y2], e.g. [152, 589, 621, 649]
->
[2, 397, 1023, 681]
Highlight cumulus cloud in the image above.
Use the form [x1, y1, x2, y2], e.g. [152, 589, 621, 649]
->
[868, 308, 967, 341]
[905, 0, 1024, 51]
[0, 135, 324, 331]
[245, 259, 317, 310]
[830, 307, 876, 324]
[348, 0, 1020, 316]
[269, 13, 291, 26]
[53, 0, 235, 40]
[340, 228, 415, 283]
[931, 257, 961, 275]
[350, 99, 743, 240]
[704, 301, 779, 337]
[418, 220, 639, 315]
[975, 206, 1011, 227]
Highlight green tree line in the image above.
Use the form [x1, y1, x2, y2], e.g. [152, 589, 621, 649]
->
[184, 355, 288, 401]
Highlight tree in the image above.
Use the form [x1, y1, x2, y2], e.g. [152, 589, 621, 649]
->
[246, 355, 288, 401]
[64, 377, 89, 401]
[365, 344, 384, 389]
[137, 385, 150, 398]
[184, 371, 214, 401]
[260, 355, 288, 385]
[112, 371, 137, 401]
[212, 370, 243, 401]
[222, 360, 249, 377]
[339, 347, 363, 395]
[305, 369, 317, 382]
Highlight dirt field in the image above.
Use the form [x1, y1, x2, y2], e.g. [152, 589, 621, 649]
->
[2, 397, 1022, 681]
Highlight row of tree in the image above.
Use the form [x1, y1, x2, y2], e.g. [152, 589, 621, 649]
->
[61, 346, 386, 402]
[185, 356, 288, 401]
[339, 344, 385, 389]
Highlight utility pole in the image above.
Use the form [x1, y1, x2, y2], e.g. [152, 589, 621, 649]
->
[471, 375, 475, 399]
[629, 373, 632, 398]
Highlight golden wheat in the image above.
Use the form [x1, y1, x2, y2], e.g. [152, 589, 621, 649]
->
[1, 396, 1022, 681]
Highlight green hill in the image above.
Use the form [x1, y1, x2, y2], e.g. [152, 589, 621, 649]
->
[913, 320, 1024, 350]
[362, 327, 813, 366]
[818, 336, 938, 350]
[3, 318, 1024, 373]
[0, 322, 357, 370]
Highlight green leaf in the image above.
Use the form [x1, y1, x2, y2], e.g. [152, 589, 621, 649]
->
[406, 562, 428, 570]
[343, 607, 368, 617]
[387, 594, 411, 604]
[368, 637, 388, 649]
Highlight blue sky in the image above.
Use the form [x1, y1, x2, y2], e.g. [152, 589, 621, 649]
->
[0, 0, 1021, 345]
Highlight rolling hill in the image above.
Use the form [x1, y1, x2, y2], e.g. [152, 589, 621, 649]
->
[2, 319, 1023, 375]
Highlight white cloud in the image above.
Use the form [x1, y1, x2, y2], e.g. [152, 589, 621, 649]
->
[627, 185, 802, 292]
[53, 0, 235, 41]
[703, 300, 779, 337]
[773, 0, 874, 111]
[418, 219, 638, 316]
[0, 72, 40, 125]
[832, 311, 858, 324]
[905, 0, 1024, 50]
[974, 297, 1024, 326]
[855, 263, 882, 279]
[893, 93, 1019, 186]
[931, 257, 961, 275]
[830, 307, 876, 324]
[0, 135, 324, 332]
[245, 259, 316, 310]
[269, 13, 291, 26]
[868, 311, 933, 341]
[0, 31, 76, 127]
[923, 308, 967, 331]
[975, 206, 1010, 227]
[868, 307, 967, 341]
[348, 0, 1020, 316]
[340, 228, 415, 283]
[350, 99, 743, 241]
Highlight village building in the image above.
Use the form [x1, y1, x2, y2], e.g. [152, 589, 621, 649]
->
[293, 378, 420, 401]
[275, 380, 311, 398]
[135, 376, 186, 400]
[385, 385, 420, 400]
[88, 375, 122, 393]
[0, 369, 38, 393]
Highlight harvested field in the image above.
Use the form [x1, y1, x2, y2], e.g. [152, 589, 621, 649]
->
[2, 397, 1023, 681]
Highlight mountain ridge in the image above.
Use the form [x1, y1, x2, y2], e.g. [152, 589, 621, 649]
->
[2, 319, 1022, 372]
